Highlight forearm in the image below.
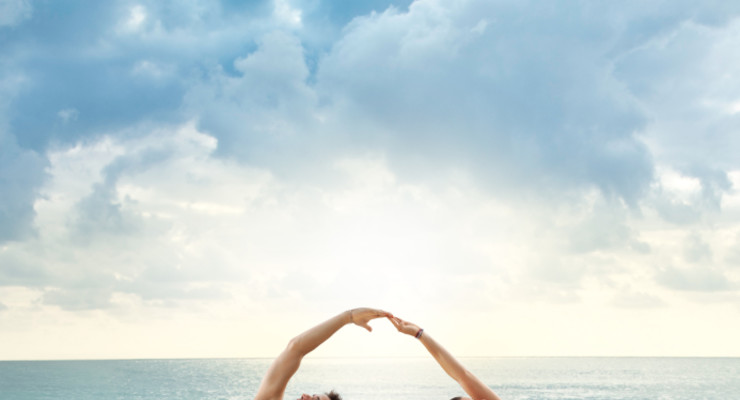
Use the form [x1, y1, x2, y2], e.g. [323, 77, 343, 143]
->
[287, 310, 353, 357]
[419, 332, 469, 384]
[419, 332, 502, 400]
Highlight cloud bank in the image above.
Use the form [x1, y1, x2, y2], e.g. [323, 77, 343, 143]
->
[1, 0, 740, 358]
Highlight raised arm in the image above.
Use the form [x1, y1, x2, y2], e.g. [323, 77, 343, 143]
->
[254, 308, 390, 400]
[388, 316, 501, 400]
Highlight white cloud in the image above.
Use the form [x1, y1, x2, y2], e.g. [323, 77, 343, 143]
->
[315, 0, 653, 205]
[3, 121, 576, 311]
[656, 265, 732, 292]
[274, 0, 302, 28]
[658, 167, 702, 202]
[648, 166, 733, 225]
[1, 116, 739, 357]
[121, 4, 148, 33]
[616, 18, 740, 170]
[186, 30, 319, 168]
[682, 232, 713, 264]
[0, 74, 47, 243]
[4, 0, 740, 358]
[730, 101, 740, 114]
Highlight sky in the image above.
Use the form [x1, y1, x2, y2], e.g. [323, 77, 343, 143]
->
[1, 0, 740, 360]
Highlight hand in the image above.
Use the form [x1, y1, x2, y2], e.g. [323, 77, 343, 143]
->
[350, 307, 392, 332]
[387, 316, 421, 337]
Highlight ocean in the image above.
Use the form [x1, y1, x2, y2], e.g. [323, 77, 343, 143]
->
[1, 357, 738, 400]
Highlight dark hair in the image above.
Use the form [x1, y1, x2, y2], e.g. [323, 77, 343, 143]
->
[326, 390, 342, 400]
[450, 397, 463, 400]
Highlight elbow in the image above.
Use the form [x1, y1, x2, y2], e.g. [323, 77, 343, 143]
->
[286, 336, 304, 356]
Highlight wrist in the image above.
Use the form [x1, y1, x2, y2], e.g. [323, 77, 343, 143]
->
[415, 328, 424, 339]
[348, 309, 355, 325]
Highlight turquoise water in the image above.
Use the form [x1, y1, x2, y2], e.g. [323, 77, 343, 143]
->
[1, 357, 738, 399]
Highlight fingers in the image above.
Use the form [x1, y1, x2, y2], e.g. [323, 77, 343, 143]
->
[362, 313, 419, 336]
[387, 316, 407, 332]
[357, 308, 392, 320]
[354, 309, 389, 332]
[351, 308, 403, 333]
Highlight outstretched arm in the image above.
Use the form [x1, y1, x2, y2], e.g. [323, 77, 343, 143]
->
[254, 308, 390, 400]
[388, 316, 501, 400]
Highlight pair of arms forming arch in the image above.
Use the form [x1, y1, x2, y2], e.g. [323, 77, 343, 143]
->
[253, 308, 501, 400]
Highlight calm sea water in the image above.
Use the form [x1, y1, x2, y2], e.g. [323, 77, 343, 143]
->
[1, 357, 738, 400]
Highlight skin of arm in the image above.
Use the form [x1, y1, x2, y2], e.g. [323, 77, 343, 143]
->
[254, 308, 390, 400]
[388, 316, 502, 400]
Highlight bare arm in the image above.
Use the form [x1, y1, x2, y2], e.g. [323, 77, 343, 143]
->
[388, 316, 502, 400]
[254, 308, 389, 400]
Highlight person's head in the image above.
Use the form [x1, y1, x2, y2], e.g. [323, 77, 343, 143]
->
[298, 390, 342, 400]
[450, 397, 471, 400]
